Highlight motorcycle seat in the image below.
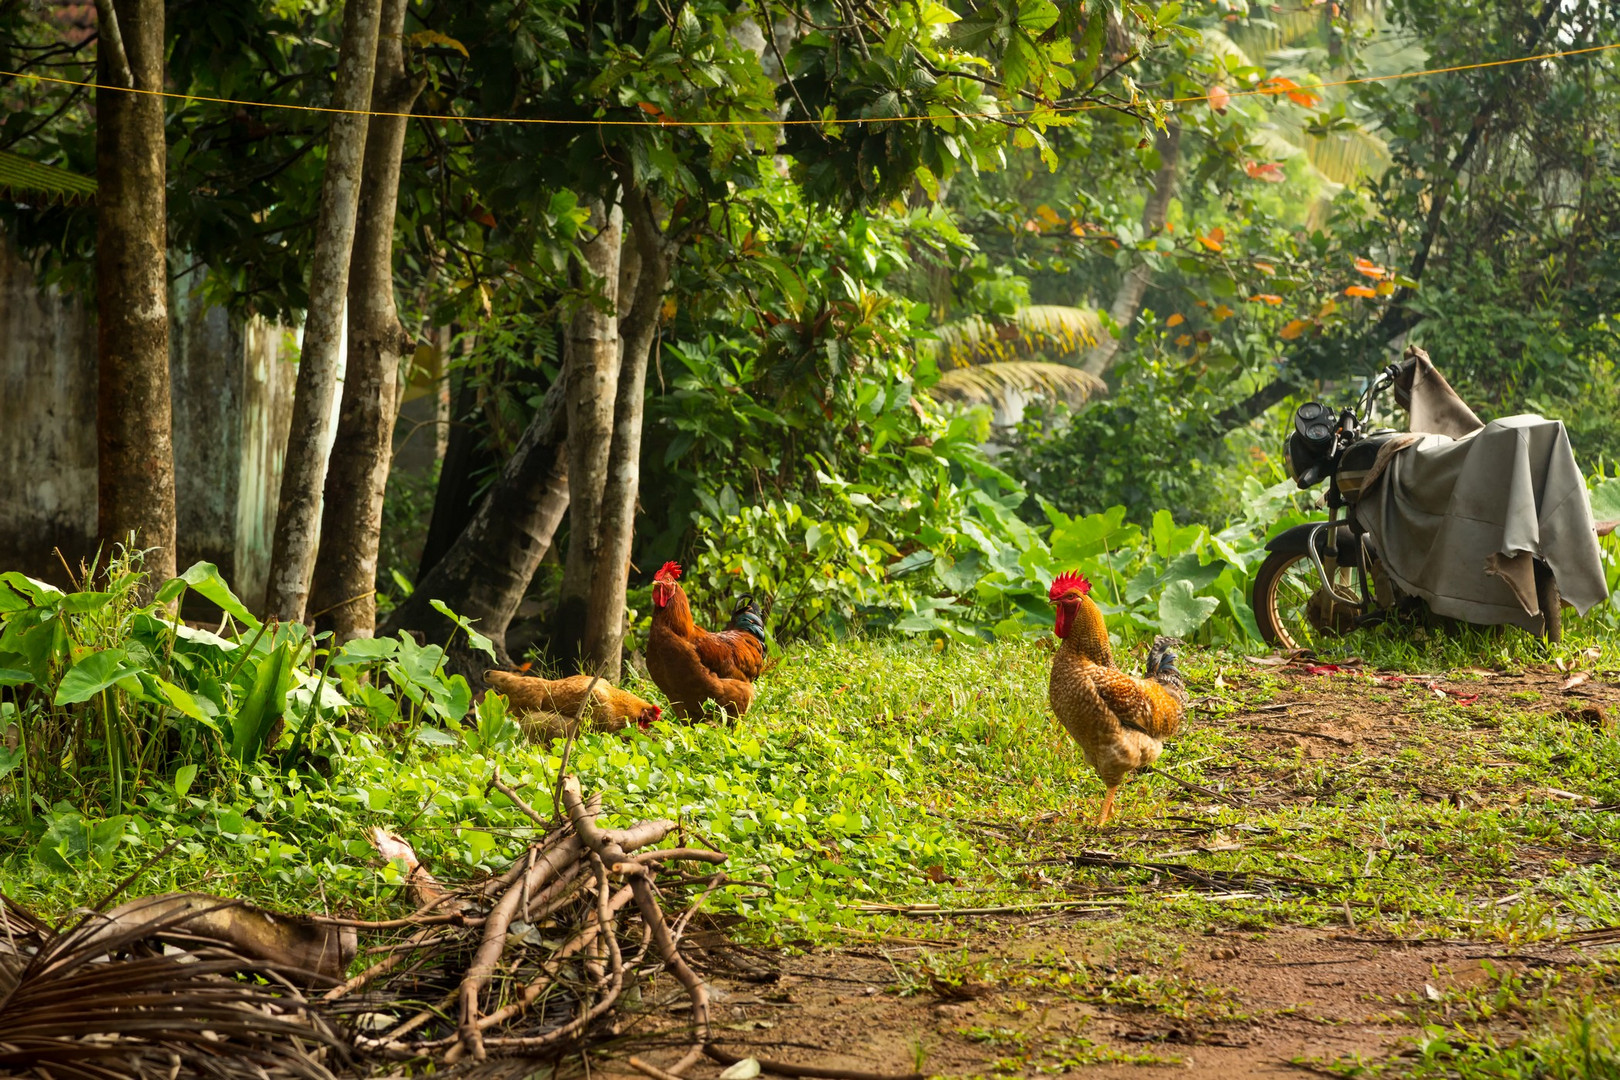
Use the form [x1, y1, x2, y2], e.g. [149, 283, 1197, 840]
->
[1337, 431, 1402, 501]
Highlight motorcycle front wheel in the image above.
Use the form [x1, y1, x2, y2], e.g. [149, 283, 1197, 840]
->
[1252, 549, 1360, 651]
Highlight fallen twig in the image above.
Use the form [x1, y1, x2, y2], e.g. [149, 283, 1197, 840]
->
[1142, 766, 1242, 805]
[854, 899, 1130, 917]
[562, 776, 715, 1060]
[1237, 723, 1354, 747]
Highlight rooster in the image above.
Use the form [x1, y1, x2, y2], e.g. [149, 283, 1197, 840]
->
[646, 562, 766, 720]
[1046, 571, 1187, 825]
[484, 670, 662, 741]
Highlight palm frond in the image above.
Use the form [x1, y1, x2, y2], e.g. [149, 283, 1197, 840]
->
[0, 895, 346, 1080]
[929, 361, 1105, 409]
[930, 306, 1105, 369]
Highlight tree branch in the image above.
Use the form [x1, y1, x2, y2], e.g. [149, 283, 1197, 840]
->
[93, 0, 135, 89]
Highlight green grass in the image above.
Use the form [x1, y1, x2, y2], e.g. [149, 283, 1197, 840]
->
[5, 626, 1620, 1073]
[4, 630, 1620, 931]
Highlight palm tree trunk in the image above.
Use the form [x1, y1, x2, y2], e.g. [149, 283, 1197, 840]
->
[263, 0, 382, 622]
[552, 200, 624, 667]
[95, 0, 175, 586]
[1080, 124, 1180, 379]
[308, 0, 425, 641]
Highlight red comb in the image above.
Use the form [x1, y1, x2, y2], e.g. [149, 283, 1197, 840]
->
[1048, 571, 1092, 600]
[654, 561, 682, 582]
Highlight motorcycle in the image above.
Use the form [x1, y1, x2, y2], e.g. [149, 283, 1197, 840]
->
[1249, 351, 1599, 649]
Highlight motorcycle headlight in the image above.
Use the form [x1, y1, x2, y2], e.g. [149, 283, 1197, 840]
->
[1286, 402, 1335, 488]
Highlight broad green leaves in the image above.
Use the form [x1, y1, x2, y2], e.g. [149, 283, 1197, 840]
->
[54, 650, 144, 706]
[156, 562, 260, 629]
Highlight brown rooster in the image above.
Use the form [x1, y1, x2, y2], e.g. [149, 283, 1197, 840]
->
[1047, 571, 1187, 825]
[646, 562, 766, 720]
[484, 670, 662, 741]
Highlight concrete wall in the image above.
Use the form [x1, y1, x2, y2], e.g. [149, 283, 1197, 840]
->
[0, 235, 296, 605]
[0, 239, 98, 580]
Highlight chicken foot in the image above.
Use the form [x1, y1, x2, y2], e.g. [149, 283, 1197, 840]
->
[1095, 786, 1119, 827]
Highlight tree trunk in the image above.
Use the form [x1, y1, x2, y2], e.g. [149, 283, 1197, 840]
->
[551, 200, 624, 667]
[263, 0, 383, 622]
[95, 0, 175, 586]
[583, 184, 672, 678]
[1080, 123, 1180, 379]
[416, 356, 497, 579]
[308, 0, 424, 641]
[378, 381, 570, 679]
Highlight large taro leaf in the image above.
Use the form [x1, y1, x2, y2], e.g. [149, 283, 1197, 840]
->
[1157, 579, 1221, 638]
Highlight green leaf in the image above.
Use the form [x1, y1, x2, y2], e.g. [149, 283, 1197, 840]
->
[174, 763, 199, 799]
[59, 591, 112, 614]
[157, 562, 260, 629]
[1157, 580, 1221, 638]
[428, 599, 496, 660]
[231, 642, 292, 763]
[33, 811, 126, 871]
[335, 636, 399, 667]
[0, 666, 34, 687]
[54, 649, 145, 705]
[146, 675, 217, 729]
[0, 572, 63, 611]
[1591, 477, 1620, 522]
[414, 726, 459, 748]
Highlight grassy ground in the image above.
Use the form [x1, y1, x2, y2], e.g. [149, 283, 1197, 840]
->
[4, 623, 1620, 1076]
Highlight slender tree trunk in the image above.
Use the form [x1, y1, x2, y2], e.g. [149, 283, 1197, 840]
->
[1080, 123, 1180, 379]
[583, 184, 673, 678]
[379, 382, 570, 678]
[551, 200, 624, 666]
[95, 0, 175, 586]
[308, 0, 425, 641]
[263, 0, 383, 622]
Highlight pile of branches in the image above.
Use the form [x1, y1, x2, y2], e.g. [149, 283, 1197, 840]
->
[330, 773, 724, 1067]
[0, 774, 726, 1078]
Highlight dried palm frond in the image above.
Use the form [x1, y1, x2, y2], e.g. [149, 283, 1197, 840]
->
[930, 361, 1105, 409]
[0, 895, 345, 1080]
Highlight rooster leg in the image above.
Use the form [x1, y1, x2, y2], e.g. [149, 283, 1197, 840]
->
[1095, 786, 1119, 827]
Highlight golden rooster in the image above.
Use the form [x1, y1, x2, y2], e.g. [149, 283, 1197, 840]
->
[484, 670, 662, 741]
[1046, 571, 1187, 825]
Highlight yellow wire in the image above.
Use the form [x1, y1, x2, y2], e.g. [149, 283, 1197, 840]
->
[1, 40, 1616, 129]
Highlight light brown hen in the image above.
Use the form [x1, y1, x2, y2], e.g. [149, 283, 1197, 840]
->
[1046, 571, 1187, 825]
[483, 670, 661, 741]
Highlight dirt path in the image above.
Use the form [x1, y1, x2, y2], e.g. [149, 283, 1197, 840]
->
[609, 664, 1620, 1078]
[607, 919, 1614, 1078]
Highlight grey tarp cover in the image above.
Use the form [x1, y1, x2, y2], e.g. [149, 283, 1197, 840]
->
[1353, 356, 1608, 632]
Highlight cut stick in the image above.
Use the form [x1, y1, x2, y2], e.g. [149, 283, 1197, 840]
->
[705, 1043, 925, 1080]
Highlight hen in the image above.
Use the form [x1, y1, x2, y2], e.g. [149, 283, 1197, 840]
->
[1046, 571, 1187, 825]
[646, 562, 766, 720]
[484, 670, 662, 741]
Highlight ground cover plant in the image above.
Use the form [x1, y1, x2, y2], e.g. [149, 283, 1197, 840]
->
[5, 546, 1620, 1076]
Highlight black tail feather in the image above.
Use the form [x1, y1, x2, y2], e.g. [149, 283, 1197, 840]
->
[728, 594, 767, 645]
[1146, 635, 1183, 679]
